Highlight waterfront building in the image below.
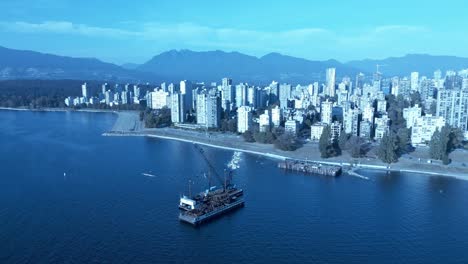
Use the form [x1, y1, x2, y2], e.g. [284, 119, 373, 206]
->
[237, 106, 253, 133]
[285, 119, 299, 135]
[171, 92, 184, 123]
[64, 97, 71, 107]
[436, 88, 468, 133]
[374, 115, 390, 140]
[148, 89, 169, 110]
[105, 90, 113, 105]
[359, 121, 373, 139]
[133, 85, 140, 98]
[196, 90, 208, 125]
[101, 83, 108, 95]
[343, 108, 360, 136]
[121, 91, 129, 105]
[259, 110, 271, 132]
[411, 115, 446, 145]
[271, 106, 281, 127]
[81, 83, 88, 99]
[221, 78, 234, 111]
[205, 90, 221, 128]
[311, 123, 327, 141]
[321, 100, 333, 125]
[403, 104, 422, 128]
[330, 121, 341, 140]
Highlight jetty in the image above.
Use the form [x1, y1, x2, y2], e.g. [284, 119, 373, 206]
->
[278, 159, 342, 177]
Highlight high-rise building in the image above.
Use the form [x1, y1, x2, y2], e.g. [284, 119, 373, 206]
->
[196, 90, 208, 125]
[171, 92, 184, 123]
[221, 78, 234, 111]
[222, 78, 232, 87]
[285, 119, 299, 135]
[196, 89, 221, 128]
[377, 99, 387, 113]
[362, 104, 375, 123]
[247, 86, 256, 108]
[326, 68, 336, 97]
[133, 85, 140, 98]
[279, 83, 292, 109]
[343, 108, 359, 136]
[411, 115, 446, 145]
[374, 115, 390, 140]
[311, 123, 327, 141]
[235, 83, 247, 107]
[237, 106, 253, 133]
[403, 104, 422, 128]
[359, 121, 373, 139]
[355, 72, 365, 90]
[101, 83, 108, 95]
[321, 100, 333, 125]
[259, 110, 271, 132]
[399, 77, 411, 98]
[330, 121, 341, 140]
[391, 77, 400, 96]
[81, 83, 88, 98]
[121, 91, 129, 104]
[411, 72, 420, 92]
[148, 89, 169, 109]
[436, 89, 468, 133]
[271, 106, 281, 127]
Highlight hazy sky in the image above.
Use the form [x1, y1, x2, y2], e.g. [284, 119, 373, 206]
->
[0, 0, 467, 64]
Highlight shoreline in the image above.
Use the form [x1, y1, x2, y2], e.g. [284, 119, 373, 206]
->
[0, 106, 127, 114]
[3, 107, 468, 181]
[103, 131, 468, 181]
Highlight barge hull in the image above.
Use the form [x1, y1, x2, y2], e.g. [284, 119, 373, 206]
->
[179, 199, 245, 226]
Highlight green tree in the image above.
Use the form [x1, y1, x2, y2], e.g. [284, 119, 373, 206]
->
[242, 130, 255, 142]
[254, 131, 276, 144]
[274, 133, 301, 151]
[318, 126, 341, 158]
[377, 132, 399, 164]
[396, 127, 412, 155]
[319, 126, 331, 158]
[338, 130, 349, 150]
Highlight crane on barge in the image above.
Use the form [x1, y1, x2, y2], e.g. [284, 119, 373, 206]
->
[178, 144, 244, 226]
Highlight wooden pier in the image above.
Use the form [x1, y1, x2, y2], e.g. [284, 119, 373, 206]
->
[278, 159, 342, 177]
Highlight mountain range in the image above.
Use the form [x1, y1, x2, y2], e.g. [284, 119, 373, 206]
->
[1, 45, 468, 84]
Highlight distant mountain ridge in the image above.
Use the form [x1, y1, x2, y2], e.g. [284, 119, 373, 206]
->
[137, 49, 359, 83]
[0, 46, 155, 82]
[1, 45, 468, 83]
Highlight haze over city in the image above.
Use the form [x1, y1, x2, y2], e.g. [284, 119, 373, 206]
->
[1, 0, 468, 64]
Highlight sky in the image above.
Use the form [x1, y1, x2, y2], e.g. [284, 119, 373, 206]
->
[0, 0, 467, 64]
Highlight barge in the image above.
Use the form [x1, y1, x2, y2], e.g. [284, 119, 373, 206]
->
[278, 159, 342, 177]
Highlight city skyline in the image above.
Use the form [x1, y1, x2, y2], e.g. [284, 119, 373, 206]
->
[1, 0, 468, 64]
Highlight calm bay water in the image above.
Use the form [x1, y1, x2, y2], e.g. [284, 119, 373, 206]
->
[1, 110, 468, 264]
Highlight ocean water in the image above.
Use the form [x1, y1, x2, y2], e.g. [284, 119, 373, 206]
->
[1, 110, 468, 264]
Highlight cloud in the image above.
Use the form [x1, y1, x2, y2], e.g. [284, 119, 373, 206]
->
[374, 25, 428, 34]
[0, 20, 434, 61]
[0, 21, 138, 38]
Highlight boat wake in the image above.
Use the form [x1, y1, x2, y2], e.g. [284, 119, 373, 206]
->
[348, 169, 370, 180]
[142, 172, 157, 178]
[227, 151, 242, 170]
